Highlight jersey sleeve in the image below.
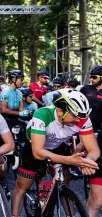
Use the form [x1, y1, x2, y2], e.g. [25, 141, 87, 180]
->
[0, 115, 10, 135]
[79, 118, 94, 135]
[31, 109, 47, 135]
[1, 88, 9, 102]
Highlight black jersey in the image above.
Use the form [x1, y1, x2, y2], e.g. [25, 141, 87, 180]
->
[81, 85, 102, 131]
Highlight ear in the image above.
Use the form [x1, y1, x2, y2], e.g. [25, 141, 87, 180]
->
[56, 108, 64, 117]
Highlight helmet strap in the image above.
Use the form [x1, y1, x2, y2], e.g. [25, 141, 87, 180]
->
[59, 111, 69, 122]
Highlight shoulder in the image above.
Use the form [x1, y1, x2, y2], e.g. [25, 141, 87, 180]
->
[16, 89, 23, 96]
[29, 82, 37, 88]
[0, 114, 10, 134]
[1, 86, 10, 94]
[33, 106, 55, 125]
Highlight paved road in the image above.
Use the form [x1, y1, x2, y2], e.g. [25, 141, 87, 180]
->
[6, 167, 102, 217]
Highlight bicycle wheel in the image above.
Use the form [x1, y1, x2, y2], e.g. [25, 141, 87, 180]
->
[46, 185, 89, 217]
[0, 185, 10, 217]
[24, 188, 41, 217]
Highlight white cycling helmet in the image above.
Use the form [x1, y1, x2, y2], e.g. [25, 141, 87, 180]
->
[53, 89, 91, 119]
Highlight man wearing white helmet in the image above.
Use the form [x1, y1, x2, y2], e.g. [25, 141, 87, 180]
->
[11, 90, 100, 217]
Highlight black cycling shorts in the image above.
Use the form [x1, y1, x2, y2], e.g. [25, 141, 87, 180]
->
[18, 140, 71, 179]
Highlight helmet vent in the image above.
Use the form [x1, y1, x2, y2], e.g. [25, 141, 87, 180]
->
[71, 98, 83, 110]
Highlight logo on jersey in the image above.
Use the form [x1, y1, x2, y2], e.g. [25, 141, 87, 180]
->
[39, 123, 45, 129]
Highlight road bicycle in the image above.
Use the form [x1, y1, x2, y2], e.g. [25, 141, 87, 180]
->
[24, 157, 89, 217]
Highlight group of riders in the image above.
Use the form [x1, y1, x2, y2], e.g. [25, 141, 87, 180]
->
[0, 65, 102, 217]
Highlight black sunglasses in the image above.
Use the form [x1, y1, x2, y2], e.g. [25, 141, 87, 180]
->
[28, 95, 33, 98]
[89, 75, 101, 80]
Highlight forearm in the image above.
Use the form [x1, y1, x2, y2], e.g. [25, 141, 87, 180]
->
[86, 149, 100, 161]
[33, 148, 72, 165]
[0, 143, 15, 155]
[33, 95, 44, 106]
[1, 107, 19, 116]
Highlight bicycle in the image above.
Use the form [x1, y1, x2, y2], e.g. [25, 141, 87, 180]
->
[24, 157, 89, 217]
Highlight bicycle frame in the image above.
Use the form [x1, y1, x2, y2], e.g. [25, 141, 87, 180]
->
[38, 163, 64, 215]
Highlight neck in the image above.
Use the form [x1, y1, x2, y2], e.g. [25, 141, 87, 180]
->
[10, 83, 16, 90]
[96, 84, 102, 90]
[37, 81, 42, 86]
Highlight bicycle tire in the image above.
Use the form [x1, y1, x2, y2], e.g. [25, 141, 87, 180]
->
[45, 185, 89, 217]
[0, 185, 10, 217]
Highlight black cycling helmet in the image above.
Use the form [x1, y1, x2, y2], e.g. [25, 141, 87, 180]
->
[0, 76, 4, 82]
[52, 77, 66, 85]
[8, 70, 24, 80]
[67, 78, 80, 88]
[20, 87, 33, 97]
[90, 65, 102, 76]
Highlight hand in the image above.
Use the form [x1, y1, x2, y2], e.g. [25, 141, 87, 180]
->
[19, 110, 31, 117]
[70, 152, 99, 169]
[81, 167, 96, 175]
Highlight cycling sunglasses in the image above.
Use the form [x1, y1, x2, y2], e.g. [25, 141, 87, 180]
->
[89, 75, 102, 80]
[28, 95, 33, 98]
[54, 84, 62, 88]
[76, 110, 92, 119]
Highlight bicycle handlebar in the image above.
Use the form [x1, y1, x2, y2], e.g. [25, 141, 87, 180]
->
[3, 151, 19, 170]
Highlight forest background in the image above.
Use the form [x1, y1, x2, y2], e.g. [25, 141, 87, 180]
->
[0, 0, 102, 85]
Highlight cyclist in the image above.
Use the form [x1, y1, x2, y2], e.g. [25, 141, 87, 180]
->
[29, 71, 48, 107]
[11, 90, 100, 217]
[52, 76, 66, 90]
[42, 77, 67, 106]
[19, 87, 38, 113]
[0, 70, 31, 129]
[81, 65, 102, 217]
[66, 77, 80, 89]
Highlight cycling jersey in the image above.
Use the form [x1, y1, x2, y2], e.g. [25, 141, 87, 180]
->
[81, 85, 102, 131]
[24, 102, 38, 113]
[1, 86, 23, 110]
[27, 105, 93, 150]
[42, 91, 55, 105]
[0, 114, 10, 135]
[29, 82, 48, 101]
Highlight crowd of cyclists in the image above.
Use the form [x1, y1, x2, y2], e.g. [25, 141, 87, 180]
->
[0, 65, 102, 217]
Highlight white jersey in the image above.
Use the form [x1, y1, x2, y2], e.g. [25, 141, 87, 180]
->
[0, 114, 10, 135]
[27, 106, 93, 150]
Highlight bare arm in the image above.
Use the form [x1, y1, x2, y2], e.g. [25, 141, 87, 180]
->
[31, 133, 99, 170]
[33, 95, 44, 106]
[1, 101, 24, 116]
[0, 131, 15, 155]
[81, 133, 100, 161]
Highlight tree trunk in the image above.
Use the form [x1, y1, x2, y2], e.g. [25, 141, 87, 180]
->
[0, 16, 6, 78]
[18, 36, 23, 71]
[79, 0, 88, 84]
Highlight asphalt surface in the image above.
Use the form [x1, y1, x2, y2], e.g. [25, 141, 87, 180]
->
[6, 167, 102, 217]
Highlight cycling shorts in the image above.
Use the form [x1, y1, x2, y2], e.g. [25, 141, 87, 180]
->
[89, 157, 102, 186]
[18, 140, 71, 179]
[90, 178, 102, 186]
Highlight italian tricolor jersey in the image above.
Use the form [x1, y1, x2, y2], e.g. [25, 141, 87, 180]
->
[26, 105, 93, 150]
